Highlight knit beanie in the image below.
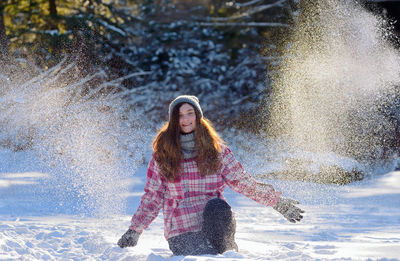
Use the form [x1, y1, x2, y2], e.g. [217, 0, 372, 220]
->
[168, 95, 203, 121]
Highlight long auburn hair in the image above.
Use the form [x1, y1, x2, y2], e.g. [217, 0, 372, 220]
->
[152, 103, 224, 181]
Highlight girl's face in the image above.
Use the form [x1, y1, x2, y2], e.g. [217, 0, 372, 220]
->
[179, 103, 196, 134]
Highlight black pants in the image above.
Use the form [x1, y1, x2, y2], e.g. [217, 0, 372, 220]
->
[168, 198, 238, 256]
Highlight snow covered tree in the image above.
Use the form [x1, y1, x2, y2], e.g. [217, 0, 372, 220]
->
[109, 0, 294, 123]
[0, 0, 294, 124]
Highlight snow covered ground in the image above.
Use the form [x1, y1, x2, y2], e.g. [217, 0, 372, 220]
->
[1, 147, 399, 261]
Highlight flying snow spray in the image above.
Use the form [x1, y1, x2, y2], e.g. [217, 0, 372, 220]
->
[0, 59, 149, 217]
[265, 0, 400, 184]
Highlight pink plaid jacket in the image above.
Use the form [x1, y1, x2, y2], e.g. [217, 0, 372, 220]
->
[130, 146, 281, 240]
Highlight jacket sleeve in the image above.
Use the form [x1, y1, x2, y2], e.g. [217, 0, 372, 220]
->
[129, 154, 165, 233]
[220, 146, 281, 207]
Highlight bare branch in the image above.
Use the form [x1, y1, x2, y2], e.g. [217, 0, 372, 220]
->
[99, 71, 152, 89]
[207, 0, 288, 22]
[230, 0, 263, 8]
[197, 21, 289, 27]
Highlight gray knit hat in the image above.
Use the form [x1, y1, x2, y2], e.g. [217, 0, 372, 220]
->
[168, 95, 203, 121]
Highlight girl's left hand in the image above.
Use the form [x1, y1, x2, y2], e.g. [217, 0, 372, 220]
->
[273, 197, 305, 223]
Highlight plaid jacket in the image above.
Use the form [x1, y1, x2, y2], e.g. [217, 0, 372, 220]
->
[130, 146, 281, 240]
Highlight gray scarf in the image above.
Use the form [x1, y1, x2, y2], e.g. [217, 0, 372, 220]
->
[180, 132, 197, 159]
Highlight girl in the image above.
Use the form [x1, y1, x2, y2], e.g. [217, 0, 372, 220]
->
[118, 95, 304, 255]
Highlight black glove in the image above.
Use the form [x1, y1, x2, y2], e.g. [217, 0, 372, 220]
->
[273, 197, 304, 223]
[117, 229, 140, 248]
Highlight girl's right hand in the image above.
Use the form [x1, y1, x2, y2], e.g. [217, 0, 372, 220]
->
[118, 229, 140, 248]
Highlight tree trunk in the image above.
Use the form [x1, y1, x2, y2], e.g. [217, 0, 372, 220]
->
[49, 0, 57, 17]
[0, 3, 9, 60]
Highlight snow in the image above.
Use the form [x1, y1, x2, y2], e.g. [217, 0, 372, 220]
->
[1, 147, 399, 261]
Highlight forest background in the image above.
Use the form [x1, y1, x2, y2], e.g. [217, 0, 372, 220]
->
[1, 0, 400, 184]
[0, 0, 300, 125]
